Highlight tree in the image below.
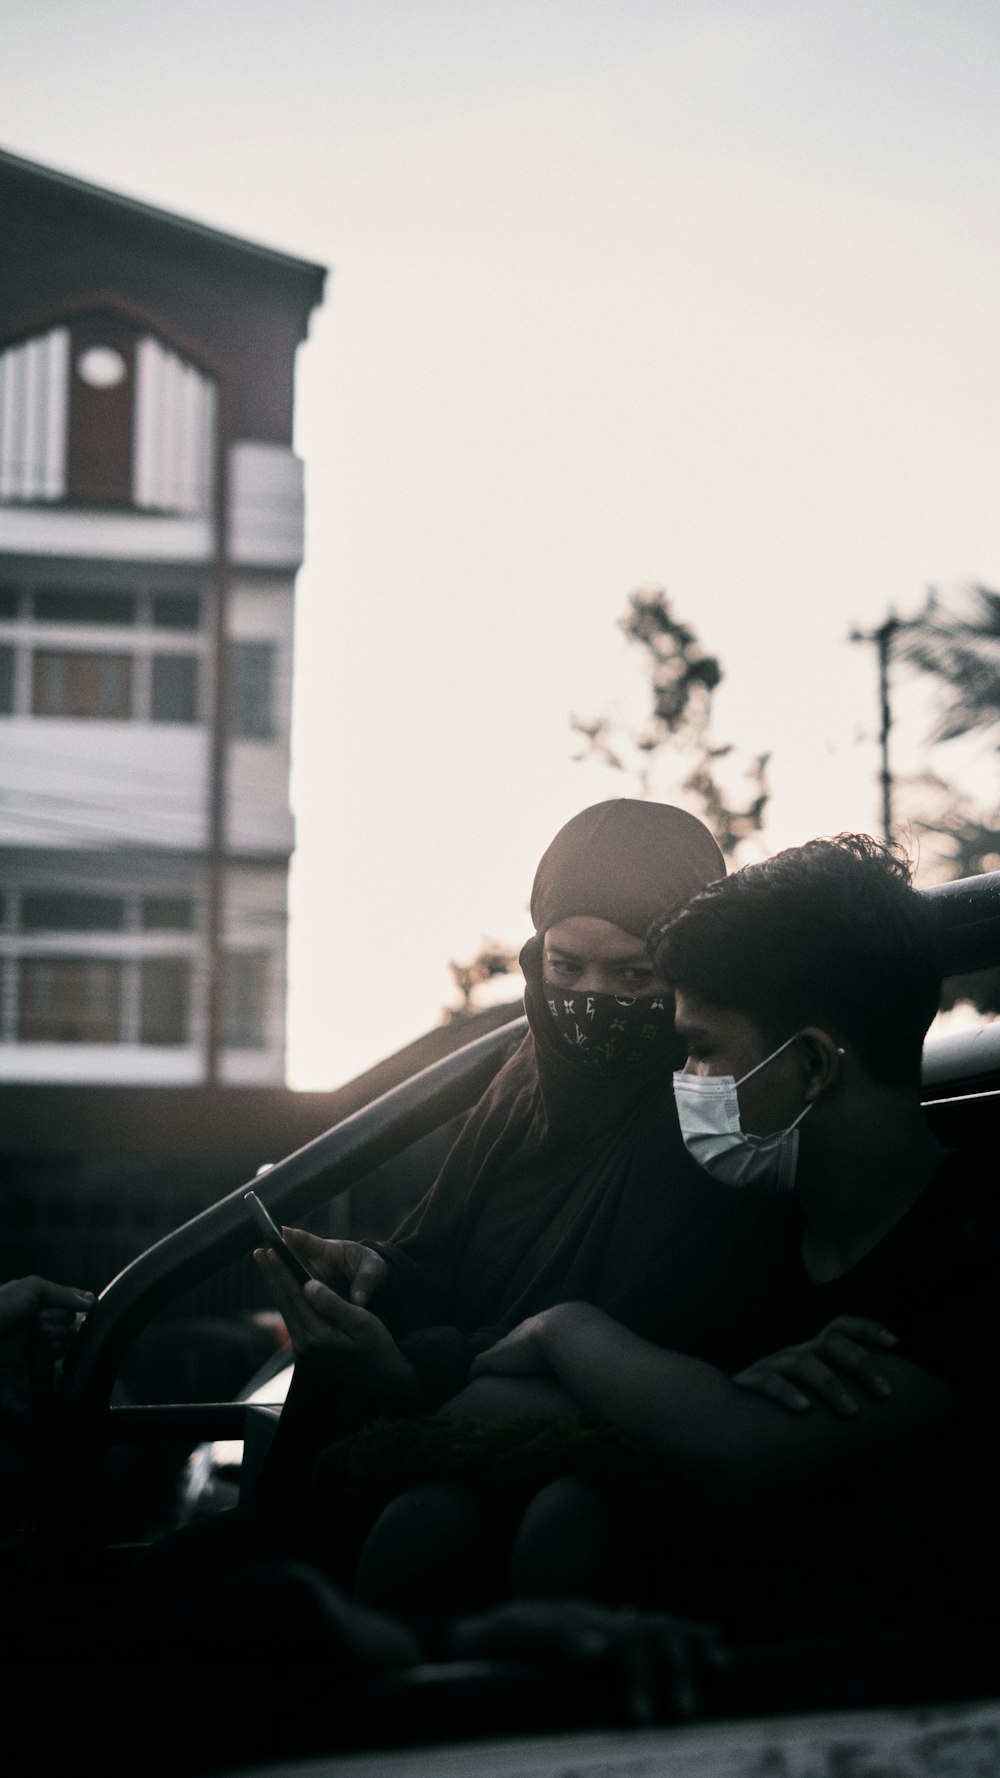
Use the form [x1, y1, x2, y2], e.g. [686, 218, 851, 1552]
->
[443, 939, 521, 1023]
[900, 584, 1000, 747]
[895, 583, 1000, 877]
[894, 583, 1000, 1012]
[443, 588, 770, 1020]
[571, 589, 770, 859]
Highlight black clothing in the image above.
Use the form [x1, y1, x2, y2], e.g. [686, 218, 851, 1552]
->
[638, 1148, 1000, 1630]
[259, 799, 745, 1486]
[304, 1149, 1000, 1630]
[373, 798, 735, 1401]
[711, 1148, 1000, 1390]
[525, 795, 725, 940]
[375, 1004, 764, 1404]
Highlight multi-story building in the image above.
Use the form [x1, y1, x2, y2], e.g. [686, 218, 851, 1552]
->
[0, 148, 325, 1086]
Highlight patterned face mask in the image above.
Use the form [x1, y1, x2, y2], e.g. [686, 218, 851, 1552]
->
[542, 979, 677, 1071]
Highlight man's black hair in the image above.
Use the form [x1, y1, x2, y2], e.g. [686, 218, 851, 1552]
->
[650, 835, 943, 1086]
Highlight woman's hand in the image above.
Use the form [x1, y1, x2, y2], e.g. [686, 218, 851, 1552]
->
[733, 1315, 898, 1419]
[254, 1247, 418, 1399]
[278, 1228, 387, 1306]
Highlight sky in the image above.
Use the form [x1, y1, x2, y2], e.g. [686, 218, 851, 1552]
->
[4, 0, 1000, 1086]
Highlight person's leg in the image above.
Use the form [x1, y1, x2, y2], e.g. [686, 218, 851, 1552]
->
[511, 1476, 621, 1602]
[355, 1480, 506, 1621]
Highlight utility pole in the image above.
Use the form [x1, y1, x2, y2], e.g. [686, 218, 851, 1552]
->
[206, 374, 232, 1087]
[850, 610, 901, 845]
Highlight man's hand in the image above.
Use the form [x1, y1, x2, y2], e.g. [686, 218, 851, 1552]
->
[254, 1246, 418, 1398]
[734, 1316, 898, 1419]
[279, 1229, 387, 1306]
[0, 1276, 95, 1361]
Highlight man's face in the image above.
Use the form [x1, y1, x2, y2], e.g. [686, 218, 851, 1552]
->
[543, 916, 670, 999]
[673, 990, 806, 1139]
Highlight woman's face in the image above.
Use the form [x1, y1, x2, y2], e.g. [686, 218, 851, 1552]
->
[542, 915, 670, 999]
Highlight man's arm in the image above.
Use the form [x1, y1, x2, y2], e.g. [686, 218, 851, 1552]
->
[472, 1303, 958, 1498]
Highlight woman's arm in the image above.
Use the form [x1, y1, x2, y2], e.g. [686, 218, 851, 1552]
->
[471, 1303, 958, 1498]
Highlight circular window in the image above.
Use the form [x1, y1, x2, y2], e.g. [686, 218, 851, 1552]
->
[76, 345, 128, 389]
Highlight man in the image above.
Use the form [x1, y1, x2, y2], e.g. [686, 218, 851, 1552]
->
[468, 836, 994, 1624]
[0, 1275, 93, 1361]
[1, 1273, 94, 1531]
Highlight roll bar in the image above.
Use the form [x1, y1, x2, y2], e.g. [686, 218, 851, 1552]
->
[59, 1017, 527, 1439]
[925, 867, 1000, 974]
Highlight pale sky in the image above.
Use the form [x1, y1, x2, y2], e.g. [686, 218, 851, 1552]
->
[4, 1, 1000, 1085]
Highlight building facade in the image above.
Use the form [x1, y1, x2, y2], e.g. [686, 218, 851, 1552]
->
[0, 149, 325, 1085]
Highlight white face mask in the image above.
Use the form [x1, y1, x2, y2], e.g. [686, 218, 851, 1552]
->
[672, 1032, 812, 1192]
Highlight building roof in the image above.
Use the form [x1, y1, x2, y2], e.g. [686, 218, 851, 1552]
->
[0, 145, 326, 299]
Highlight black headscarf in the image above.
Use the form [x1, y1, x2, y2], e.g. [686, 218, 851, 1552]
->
[519, 798, 726, 1127]
[528, 797, 726, 938]
[372, 800, 760, 1402]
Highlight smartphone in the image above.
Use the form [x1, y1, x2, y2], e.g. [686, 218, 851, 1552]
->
[244, 1189, 316, 1286]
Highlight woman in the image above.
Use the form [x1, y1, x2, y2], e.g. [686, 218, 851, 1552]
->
[253, 800, 800, 1617]
[256, 799, 762, 1461]
[136, 799, 745, 1608]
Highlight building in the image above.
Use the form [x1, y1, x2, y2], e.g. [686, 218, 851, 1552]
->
[0, 148, 326, 1086]
[0, 153, 525, 1329]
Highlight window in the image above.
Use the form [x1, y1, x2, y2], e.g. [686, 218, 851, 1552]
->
[151, 654, 198, 724]
[222, 952, 269, 1049]
[5, 890, 202, 1049]
[32, 651, 132, 719]
[21, 892, 125, 932]
[141, 897, 194, 931]
[0, 327, 69, 502]
[1, 319, 216, 513]
[1, 577, 207, 723]
[152, 592, 201, 631]
[19, 958, 123, 1043]
[33, 588, 136, 626]
[139, 958, 191, 1045]
[133, 336, 216, 514]
[227, 641, 275, 740]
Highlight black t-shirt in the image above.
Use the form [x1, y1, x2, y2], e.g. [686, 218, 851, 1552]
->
[728, 1149, 1000, 1400]
[656, 1150, 1000, 1628]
